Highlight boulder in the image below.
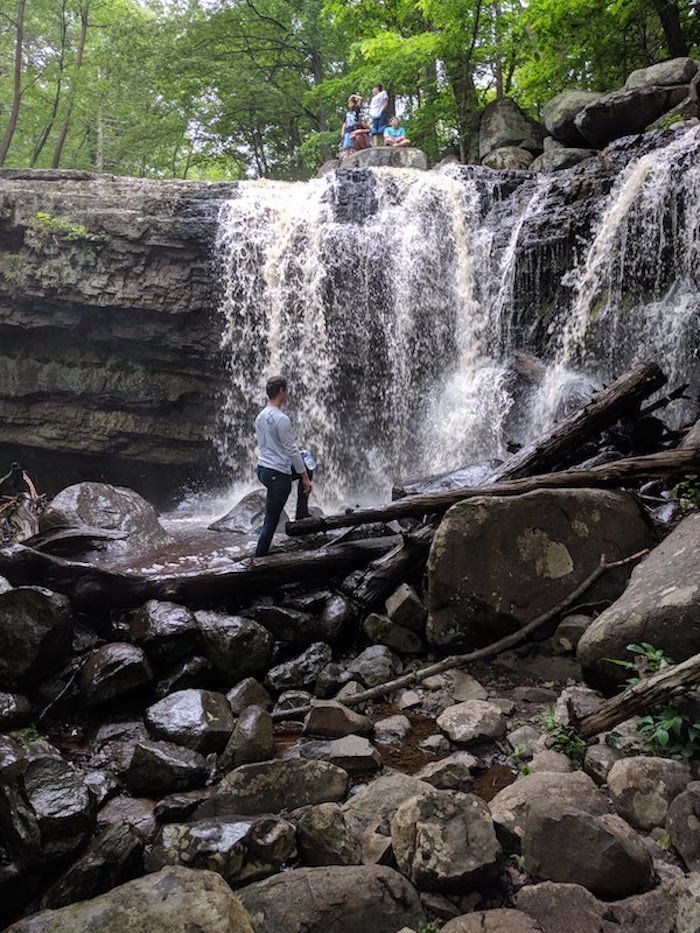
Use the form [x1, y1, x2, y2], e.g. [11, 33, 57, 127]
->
[625, 58, 698, 90]
[522, 800, 653, 897]
[416, 752, 477, 792]
[315, 662, 354, 698]
[220, 705, 274, 770]
[227, 678, 272, 714]
[40, 482, 171, 556]
[0, 587, 72, 689]
[249, 605, 323, 646]
[302, 700, 373, 738]
[265, 642, 332, 693]
[97, 795, 157, 841]
[450, 671, 488, 702]
[0, 780, 42, 868]
[209, 489, 280, 534]
[553, 685, 603, 725]
[442, 910, 543, 932]
[607, 756, 691, 831]
[23, 756, 96, 859]
[342, 773, 433, 839]
[542, 90, 605, 145]
[296, 802, 362, 866]
[574, 85, 689, 147]
[236, 864, 426, 933]
[437, 700, 507, 743]
[146, 816, 296, 886]
[530, 148, 596, 172]
[128, 600, 198, 664]
[482, 147, 534, 171]
[0, 692, 32, 729]
[577, 513, 700, 688]
[666, 781, 700, 871]
[341, 148, 429, 170]
[155, 655, 214, 697]
[479, 98, 545, 160]
[80, 644, 153, 705]
[507, 725, 541, 757]
[294, 735, 382, 775]
[198, 759, 349, 818]
[528, 750, 573, 773]
[362, 613, 425, 654]
[5, 865, 255, 932]
[391, 789, 502, 892]
[427, 489, 653, 651]
[583, 744, 625, 785]
[125, 738, 207, 795]
[145, 689, 235, 753]
[347, 645, 403, 687]
[385, 584, 427, 633]
[196, 612, 273, 681]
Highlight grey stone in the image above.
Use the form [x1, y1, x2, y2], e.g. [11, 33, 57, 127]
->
[583, 744, 625, 785]
[363, 613, 425, 654]
[274, 689, 313, 714]
[530, 148, 597, 173]
[125, 738, 207, 795]
[528, 750, 573, 774]
[374, 714, 411, 744]
[385, 584, 427, 633]
[295, 735, 382, 775]
[625, 58, 698, 90]
[265, 642, 332, 693]
[342, 773, 434, 838]
[479, 98, 545, 160]
[83, 770, 119, 807]
[23, 756, 96, 859]
[667, 781, 700, 870]
[417, 752, 478, 792]
[574, 85, 689, 147]
[0, 693, 31, 729]
[450, 671, 488, 702]
[236, 864, 426, 933]
[302, 700, 373, 738]
[0, 575, 11, 595]
[507, 725, 542, 757]
[226, 678, 272, 714]
[155, 655, 214, 697]
[341, 147, 429, 170]
[153, 788, 212, 823]
[314, 662, 353, 698]
[145, 689, 235, 754]
[607, 756, 691, 831]
[442, 910, 543, 932]
[347, 645, 403, 687]
[297, 802, 362, 866]
[5, 865, 255, 932]
[418, 734, 451, 755]
[542, 90, 605, 144]
[552, 615, 593, 653]
[97, 795, 157, 841]
[0, 780, 42, 868]
[512, 687, 558, 704]
[128, 600, 198, 664]
[209, 489, 278, 534]
[554, 685, 603, 725]
[221, 705, 274, 770]
[437, 701, 506, 743]
[398, 689, 422, 710]
[0, 586, 72, 689]
[250, 604, 321, 646]
[196, 611, 273, 681]
[482, 146, 535, 170]
[80, 643, 153, 705]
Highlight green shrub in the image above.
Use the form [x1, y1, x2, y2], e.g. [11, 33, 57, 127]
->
[25, 211, 108, 253]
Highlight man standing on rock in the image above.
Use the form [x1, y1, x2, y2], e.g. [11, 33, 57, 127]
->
[369, 83, 390, 146]
[254, 375, 313, 558]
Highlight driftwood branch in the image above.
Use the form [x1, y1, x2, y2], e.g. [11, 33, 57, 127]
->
[577, 653, 700, 739]
[288, 448, 700, 536]
[273, 549, 648, 721]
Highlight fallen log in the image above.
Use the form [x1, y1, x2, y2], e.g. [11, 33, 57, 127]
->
[288, 447, 700, 536]
[577, 652, 700, 739]
[0, 536, 400, 611]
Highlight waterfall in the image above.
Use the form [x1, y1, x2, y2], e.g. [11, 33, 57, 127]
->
[215, 126, 700, 504]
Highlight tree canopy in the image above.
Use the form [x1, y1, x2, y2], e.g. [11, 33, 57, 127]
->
[0, 0, 696, 179]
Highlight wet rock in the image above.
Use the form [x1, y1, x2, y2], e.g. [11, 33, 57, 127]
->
[442, 910, 543, 932]
[274, 689, 313, 713]
[125, 738, 207, 795]
[40, 482, 171, 557]
[315, 594, 357, 644]
[0, 587, 72, 689]
[607, 756, 691, 831]
[89, 719, 150, 773]
[23, 756, 95, 859]
[80, 643, 153, 705]
[625, 57, 698, 90]
[146, 816, 295, 886]
[0, 735, 28, 783]
[342, 147, 429, 171]
[294, 735, 382, 775]
[236, 864, 426, 933]
[528, 750, 573, 773]
[553, 685, 603, 725]
[374, 714, 411, 744]
[302, 700, 372, 738]
[250, 605, 320, 646]
[196, 611, 273, 681]
[221, 705, 274, 770]
[198, 759, 349, 818]
[482, 146, 534, 170]
[552, 615, 592, 653]
[542, 90, 605, 145]
[347, 645, 403, 687]
[297, 802, 362, 866]
[583, 744, 625, 785]
[578, 513, 700, 689]
[450, 672, 488, 702]
[0, 693, 31, 730]
[391, 789, 502, 892]
[479, 98, 545, 160]
[314, 662, 354, 698]
[39, 821, 145, 910]
[437, 700, 506, 743]
[128, 600, 198, 665]
[522, 800, 653, 898]
[265, 642, 332, 693]
[417, 752, 478, 792]
[0, 780, 42, 868]
[385, 584, 427, 634]
[575, 85, 689, 147]
[97, 795, 157, 841]
[428, 490, 652, 651]
[0, 575, 11, 594]
[342, 773, 433, 839]
[363, 613, 425, 654]
[226, 678, 272, 714]
[507, 725, 541, 756]
[666, 781, 700, 870]
[145, 689, 235, 754]
[83, 769, 119, 807]
[155, 656, 214, 699]
[6, 865, 255, 933]
[209, 489, 275, 534]
[529, 149, 595, 172]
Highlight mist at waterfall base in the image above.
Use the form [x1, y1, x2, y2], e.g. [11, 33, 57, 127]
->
[173, 127, 700, 524]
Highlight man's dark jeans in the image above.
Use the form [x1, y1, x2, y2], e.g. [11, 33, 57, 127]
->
[255, 465, 312, 557]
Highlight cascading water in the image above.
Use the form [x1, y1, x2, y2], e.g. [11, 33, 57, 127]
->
[215, 126, 700, 504]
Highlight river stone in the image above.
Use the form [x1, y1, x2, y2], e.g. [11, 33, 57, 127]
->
[507, 725, 541, 757]
[198, 759, 349, 818]
[442, 910, 543, 932]
[208, 489, 277, 534]
[295, 735, 382, 775]
[236, 864, 426, 932]
[303, 700, 373, 738]
[427, 489, 653, 651]
[583, 744, 625, 785]
[221, 705, 274, 770]
[0, 734, 27, 783]
[155, 655, 214, 697]
[347, 645, 403, 687]
[274, 688, 314, 713]
[227, 678, 272, 714]
[391, 789, 502, 892]
[489, 771, 609, 849]
[314, 661, 353, 700]
[342, 147, 429, 170]
[145, 689, 235, 753]
[319, 594, 357, 643]
[552, 614, 592, 653]
[607, 756, 691, 831]
[482, 146, 534, 170]
[528, 750, 573, 774]
[265, 642, 332, 693]
[297, 802, 362, 866]
[146, 816, 296, 886]
[97, 795, 157, 841]
[374, 714, 411, 744]
[23, 756, 96, 859]
[363, 613, 425, 654]
[553, 685, 603, 725]
[342, 773, 434, 838]
[450, 671, 488, 702]
[39, 821, 145, 910]
[128, 600, 198, 664]
[125, 738, 207, 794]
[417, 752, 478, 792]
[0, 693, 31, 729]
[479, 98, 545, 160]
[625, 57, 698, 90]
[385, 583, 427, 633]
[250, 604, 320, 646]
[0, 780, 42, 868]
[80, 643, 153, 705]
[437, 700, 506, 743]
[542, 90, 605, 144]
[577, 512, 700, 689]
[530, 148, 596, 172]
[574, 85, 689, 147]
[196, 611, 273, 681]
[0, 586, 72, 688]
[522, 800, 653, 898]
[667, 781, 700, 871]
[40, 482, 171, 556]
[5, 865, 255, 933]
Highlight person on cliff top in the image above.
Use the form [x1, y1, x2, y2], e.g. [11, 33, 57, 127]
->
[341, 94, 369, 157]
[254, 375, 313, 558]
[369, 83, 390, 146]
[383, 116, 410, 148]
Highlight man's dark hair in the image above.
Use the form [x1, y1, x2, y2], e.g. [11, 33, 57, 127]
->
[266, 375, 288, 399]
[373, 83, 383, 91]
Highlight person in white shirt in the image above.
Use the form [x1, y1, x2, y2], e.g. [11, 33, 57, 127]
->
[369, 83, 389, 147]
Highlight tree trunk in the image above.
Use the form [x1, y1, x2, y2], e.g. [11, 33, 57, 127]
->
[651, 0, 689, 57]
[52, 3, 89, 169]
[31, 0, 68, 167]
[0, 0, 27, 166]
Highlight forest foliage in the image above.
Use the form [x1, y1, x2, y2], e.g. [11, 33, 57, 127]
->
[0, 0, 697, 180]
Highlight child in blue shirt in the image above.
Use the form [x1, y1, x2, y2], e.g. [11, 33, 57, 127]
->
[383, 116, 411, 148]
